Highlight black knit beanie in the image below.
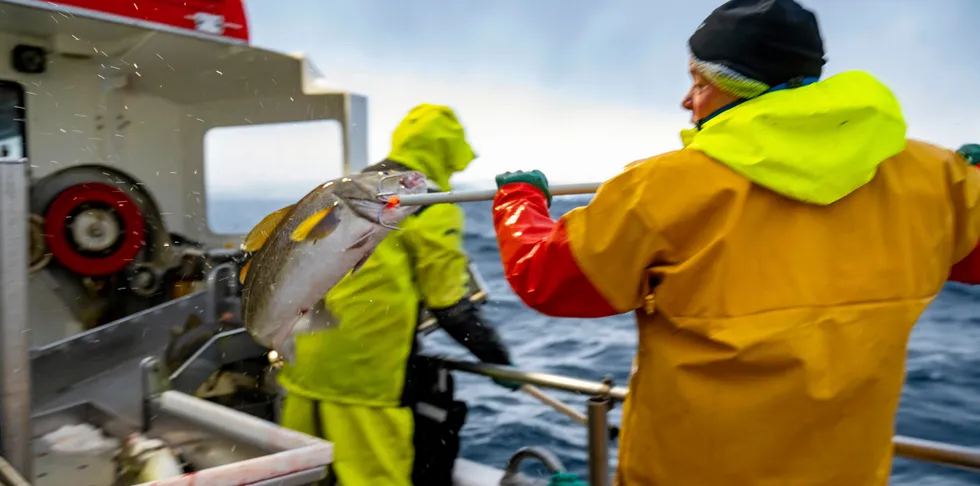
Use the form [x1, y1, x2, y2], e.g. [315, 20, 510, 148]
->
[689, 0, 826, 97]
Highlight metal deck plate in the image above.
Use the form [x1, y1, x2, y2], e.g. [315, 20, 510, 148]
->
[33, 441, 115, 486]
[31, 291, 211, 419]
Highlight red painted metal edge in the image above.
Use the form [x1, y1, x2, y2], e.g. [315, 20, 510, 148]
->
[38, 0, 250, 43]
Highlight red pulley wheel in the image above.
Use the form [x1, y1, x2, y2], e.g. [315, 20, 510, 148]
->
[44, 182, 146, 276]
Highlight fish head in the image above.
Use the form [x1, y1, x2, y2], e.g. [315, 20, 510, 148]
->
[334, 170, 429, 226]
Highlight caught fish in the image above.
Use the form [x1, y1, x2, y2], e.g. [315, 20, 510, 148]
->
[277, 298, 339, 364]
[239, 170, 428, 351]
[112, 433, 184, 485]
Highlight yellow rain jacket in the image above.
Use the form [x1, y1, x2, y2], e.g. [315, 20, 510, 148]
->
[278, 104, 478, 486]
[491, 70, 980, 485]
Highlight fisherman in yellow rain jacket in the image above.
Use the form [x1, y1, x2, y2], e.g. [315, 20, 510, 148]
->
[277, 104, 517, 486]
[489, 0, 980, 484]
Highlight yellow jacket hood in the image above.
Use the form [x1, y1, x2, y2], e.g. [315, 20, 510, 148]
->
[387, 104, 476, 191]
[681, 71, 908, 205]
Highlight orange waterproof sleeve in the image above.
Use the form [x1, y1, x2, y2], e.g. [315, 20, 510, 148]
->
[947, 159, 980, 285]
[949, 249, 980, 284]
[560, 151, 748, 313]
[494, 152, 740, 317]
[492, 183, 620, 318]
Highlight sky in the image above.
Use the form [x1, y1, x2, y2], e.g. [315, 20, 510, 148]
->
[210, 0, 979, 197]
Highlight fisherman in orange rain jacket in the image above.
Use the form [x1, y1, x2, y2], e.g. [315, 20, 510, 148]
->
[489, 0, 980, 485]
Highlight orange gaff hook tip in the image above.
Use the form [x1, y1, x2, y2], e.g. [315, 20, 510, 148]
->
[377, 196, 403, 230]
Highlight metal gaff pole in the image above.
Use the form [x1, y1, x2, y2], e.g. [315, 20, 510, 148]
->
[393, 182, 602, 207]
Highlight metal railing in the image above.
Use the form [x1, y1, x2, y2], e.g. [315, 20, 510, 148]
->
[438, 358, 980, 485]
[0, 159, 31, 480]
[140, 357, 334, 485]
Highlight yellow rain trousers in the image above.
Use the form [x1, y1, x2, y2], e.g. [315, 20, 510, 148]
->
[277, 104, 477, 486]
[493, 71, 980, 485]
[280, 396, 414, 485]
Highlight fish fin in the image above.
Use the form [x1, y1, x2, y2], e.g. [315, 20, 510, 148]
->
[290, 312, 312, 335]
[242, 205, 295, 252]
[290, 204, 341, 242]
[345, 229, 375, 251]
[271, 316, 303, 353]
[239, 260, 252, 285]
[351, 253, 371, 275]
[310, 299, 340, 331]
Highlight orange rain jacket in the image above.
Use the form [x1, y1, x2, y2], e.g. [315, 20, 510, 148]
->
[492, 71, 980, 486]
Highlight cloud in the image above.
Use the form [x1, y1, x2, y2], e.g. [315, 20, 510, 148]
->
[214, 0, 980, 197]
[206, 58, 690, 195]
[331, 63, 689, 185]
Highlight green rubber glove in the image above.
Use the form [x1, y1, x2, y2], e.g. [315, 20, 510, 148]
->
[495, 170, 552, 206]
[957, 144, 980, 166]
[492, 377, 523, 392]
[491, 361, 523, 391]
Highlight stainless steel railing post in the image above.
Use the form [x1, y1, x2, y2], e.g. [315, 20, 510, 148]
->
[0, 158, 31, 480]
[587, 396, 611, 486]
[587, 376, 615, 486]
